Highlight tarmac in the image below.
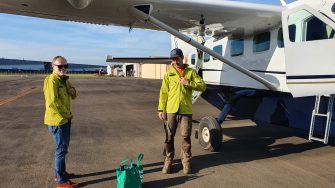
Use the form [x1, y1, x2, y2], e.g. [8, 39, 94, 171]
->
[0, 75, 335, 188]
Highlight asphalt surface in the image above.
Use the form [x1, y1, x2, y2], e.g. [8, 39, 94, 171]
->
[0, 76, 335, 188]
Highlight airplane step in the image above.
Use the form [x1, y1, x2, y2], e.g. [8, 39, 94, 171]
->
[309, 95, 334, 144]
[309, 137, 326, 143]
[314, 113, 328, 117]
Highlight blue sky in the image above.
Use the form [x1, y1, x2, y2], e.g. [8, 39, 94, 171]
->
[0, 0, 294, 65]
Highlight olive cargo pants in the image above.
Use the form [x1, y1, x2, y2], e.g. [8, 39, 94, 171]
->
[163, 114, 192, 165]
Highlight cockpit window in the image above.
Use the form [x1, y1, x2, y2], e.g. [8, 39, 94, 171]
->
[332, 4, 335, 14]
[288, 9, 335, 42]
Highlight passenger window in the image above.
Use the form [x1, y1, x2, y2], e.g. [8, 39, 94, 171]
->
[288, 9, 335, 42]
[231, 39, 244, 57]
[213, 45, 223, 60]
[306, 17, 334, 40]
[204, 53, 210, 63]
[277, 28, 284, 48]
[253, 32, 270, 53]
[191, 54, 196, 65]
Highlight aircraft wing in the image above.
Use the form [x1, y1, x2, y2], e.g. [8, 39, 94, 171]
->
[0, 0, 283, 37]
[106, 56, 170, 64]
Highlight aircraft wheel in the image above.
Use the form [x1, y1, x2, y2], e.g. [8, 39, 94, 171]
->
[198, 116, 222, 152]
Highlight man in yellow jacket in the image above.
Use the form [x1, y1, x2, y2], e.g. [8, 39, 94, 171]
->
[44, 56, 78, 188]
[158, 48, 206, 174]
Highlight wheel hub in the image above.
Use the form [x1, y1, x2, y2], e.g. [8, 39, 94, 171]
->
[202, 127, 210, 142]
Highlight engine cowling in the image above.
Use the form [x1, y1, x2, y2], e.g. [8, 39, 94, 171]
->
[67, 0, 93, 9]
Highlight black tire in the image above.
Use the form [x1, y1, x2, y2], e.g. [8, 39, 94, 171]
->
[198, 116, 222, 152]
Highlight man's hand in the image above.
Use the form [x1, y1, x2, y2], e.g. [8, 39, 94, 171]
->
[63, 114, 73, 121]
[180, 77, 189, 86]
[158, 112, 166, 121]
[68, 87, 76, 97]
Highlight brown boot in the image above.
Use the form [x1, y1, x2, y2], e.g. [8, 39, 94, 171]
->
[182, 162, 191, 174]
[162, 160, 172, 174]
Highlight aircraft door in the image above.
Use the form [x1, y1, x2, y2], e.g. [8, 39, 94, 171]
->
[282, 5, 335, 97]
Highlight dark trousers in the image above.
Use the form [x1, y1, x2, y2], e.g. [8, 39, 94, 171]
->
[164, 114, 192, 164]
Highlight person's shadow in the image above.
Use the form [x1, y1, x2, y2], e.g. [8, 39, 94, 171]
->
[75, 123, 330, 187]
[74, 162, 164, 187]
[73, 169, 116, 187]
[75, 161, 204, 187]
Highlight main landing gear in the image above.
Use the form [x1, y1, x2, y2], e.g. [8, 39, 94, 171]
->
[197, 116, 222, 152]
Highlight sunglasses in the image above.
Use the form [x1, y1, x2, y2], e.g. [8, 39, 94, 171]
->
[54, 64, 68, 69]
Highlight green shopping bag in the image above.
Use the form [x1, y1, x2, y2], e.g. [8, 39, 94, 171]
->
[116, 153, 144, 188]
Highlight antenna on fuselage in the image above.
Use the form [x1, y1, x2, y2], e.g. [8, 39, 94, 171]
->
[128, 22, 134, 33]
[174, 36, 178, 48]
[279, 0, 287, 6]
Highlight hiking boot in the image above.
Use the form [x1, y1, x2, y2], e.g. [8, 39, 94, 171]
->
[162, 161, 172, 174]
[57, 181, 78, 188]
[182, 163, 191, 174]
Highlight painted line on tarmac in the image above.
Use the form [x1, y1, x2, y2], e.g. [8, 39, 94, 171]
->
[0, 86, 40, 107]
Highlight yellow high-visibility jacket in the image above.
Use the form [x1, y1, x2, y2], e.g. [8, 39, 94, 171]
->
[158, 65, 206, 114]
[44, 73, 78, 126]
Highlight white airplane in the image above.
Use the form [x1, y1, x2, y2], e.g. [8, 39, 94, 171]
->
[1, 0, 335, 150]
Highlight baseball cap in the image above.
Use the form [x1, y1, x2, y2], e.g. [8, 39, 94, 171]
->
[170, 48, 184, 59]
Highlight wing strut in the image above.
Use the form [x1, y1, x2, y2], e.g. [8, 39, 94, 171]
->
[131, 5, 280, 91]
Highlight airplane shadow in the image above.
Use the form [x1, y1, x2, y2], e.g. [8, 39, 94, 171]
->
[192, 123, 332, 173]
[74, 170, 116, 187]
